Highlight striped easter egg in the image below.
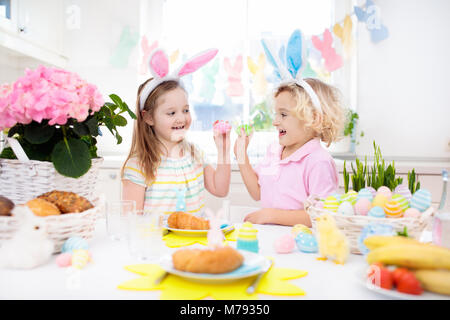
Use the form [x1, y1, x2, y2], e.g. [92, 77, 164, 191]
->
[368, 206, 386, 218]
[391, 194, 409, 211]
[61, 237, 89, 253]
[337, 201, 355, 216]
[384, 200, 403, 218]
[357, 188, 374, 202]
[323, 196, 339, 212]
[366, 186, 377, 198]
[341, 190, 358, 205]
[71, 249, 90, 269]
[329, 193, 341, 203]
[394, 184, 412, 202]
[372, 194, 388, 208]
[410, 189, 432, 212]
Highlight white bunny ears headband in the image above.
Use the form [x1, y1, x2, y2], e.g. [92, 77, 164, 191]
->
[261, 29, 322, 113]
[139, 48, 219, 111]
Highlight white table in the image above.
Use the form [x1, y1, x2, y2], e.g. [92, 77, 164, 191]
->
[0, 215, 398, 300]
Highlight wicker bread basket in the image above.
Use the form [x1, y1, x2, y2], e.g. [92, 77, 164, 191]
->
[0, 198, 103, 254]
[0, 157, 103, 204]
[304, 196, 435, 255]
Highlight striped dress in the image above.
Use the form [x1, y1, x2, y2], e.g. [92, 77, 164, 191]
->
[123, 151, 208, 216]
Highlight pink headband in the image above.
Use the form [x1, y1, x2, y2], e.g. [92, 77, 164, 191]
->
[139, 48, 218, 110]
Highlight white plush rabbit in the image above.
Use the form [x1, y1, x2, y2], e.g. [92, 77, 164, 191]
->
[0, 205, 54, 269]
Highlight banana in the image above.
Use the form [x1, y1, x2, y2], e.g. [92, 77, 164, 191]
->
[363, 236, 421, 251]
[414, 270, 450, 296]
[366, 244, 450, 270]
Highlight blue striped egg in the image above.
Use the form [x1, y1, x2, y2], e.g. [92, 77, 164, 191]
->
[341, 190, 358, 205]
[410, 189, 431, 212]
[357, 188, 374, 202]
[368, 206, 386, 218]
[61, 237, 89, 253]
[295, 232, 318, 253]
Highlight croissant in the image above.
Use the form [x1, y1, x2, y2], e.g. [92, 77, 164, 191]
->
[172, 246, 244, 274]
[26, 198, 61, 217]
[168, 211, 210, 230]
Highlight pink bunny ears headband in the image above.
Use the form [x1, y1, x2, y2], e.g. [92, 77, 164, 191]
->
[261, 30, 322, 113]
[139, 48, 218, 111]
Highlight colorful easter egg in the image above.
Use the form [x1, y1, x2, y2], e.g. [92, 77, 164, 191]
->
[391, 194, 409, 211]
[358, 224, 395, 254]
[354, 198, 372, 216]
[61, 236, 88, 253]
[394, 184, 412, 202]
[384, 200, 403, 218]
[337, 201, 354, 216]
[366, 186, 377, 198]
[213, 120, 232, 134]
[372, 194, 388, 208]
[368, 206, 386, 218]
[295, 232, 318, 253]
[410, 189, 432, 212]
[377, 186, 392, 199]
[341, 190, 358, 205]
[291, 224, 312, 236]
[56, 253, 72, 267]
[329, 193, 341, 203]
[71, 249, 91, 269]
[403, 207, 421, 218]
[274, 234, 296, 253]
[357, 188, 373, 202]
[323, 196, 339, 212]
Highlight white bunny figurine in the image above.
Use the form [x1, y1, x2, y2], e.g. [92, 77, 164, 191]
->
[0, 206, 54, 269]
[206, 208, 225, 248]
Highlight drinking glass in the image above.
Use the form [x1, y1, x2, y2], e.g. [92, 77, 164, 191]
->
[128, 210, 167, 261]
[106, 200, 135, 241]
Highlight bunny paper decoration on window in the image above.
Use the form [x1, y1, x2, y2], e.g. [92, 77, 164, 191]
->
[333, 15, 354, 58]
[139, 36, 158, 75]
[139, 48, 218, 110]
[354, 0, 389, 43]
[261, 29, 323, 113]
[224, 55, 244, 97]
[311, 29, 343, 73]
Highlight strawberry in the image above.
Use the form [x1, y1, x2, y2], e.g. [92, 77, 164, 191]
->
[367, 263, 393, 290]
[396, 271, 423, 295]
[392, 268, 410, 286]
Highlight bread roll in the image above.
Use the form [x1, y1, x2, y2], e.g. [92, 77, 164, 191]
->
[26, 198, 61, 217]
[0, 195, 14, 216]
[168, 211, 210, 230]
[172, 246, 244, 274]
[38, 190, 93, 213]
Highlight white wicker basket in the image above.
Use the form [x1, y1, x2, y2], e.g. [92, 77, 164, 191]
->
[304, 196, 435, 255]
[0, 199, 103, 254]
[0, 157, 103, 204]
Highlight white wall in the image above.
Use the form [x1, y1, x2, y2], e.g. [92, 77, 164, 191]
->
[354, 0, 450, 160]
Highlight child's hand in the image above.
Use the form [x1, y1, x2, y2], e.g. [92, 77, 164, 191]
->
[213, 129, 230, 161]
[233, 127, 253, 164]
[243, 208, 275, 224]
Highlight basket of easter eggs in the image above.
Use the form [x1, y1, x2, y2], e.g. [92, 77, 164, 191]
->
[305, 185, 435, 255]
[0, 191, 103, 254]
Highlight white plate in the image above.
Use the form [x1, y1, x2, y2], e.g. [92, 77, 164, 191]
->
[164, 221, 234, 237]
[159, 250, 272, 283]
[356, 267, 449, 300]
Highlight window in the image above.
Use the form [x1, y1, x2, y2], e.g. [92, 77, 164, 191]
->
[161, 0, 347, 163]
[0, 0, 11, 19]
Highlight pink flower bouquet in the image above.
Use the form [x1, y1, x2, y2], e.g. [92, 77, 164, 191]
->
[0, 65, 136, 178]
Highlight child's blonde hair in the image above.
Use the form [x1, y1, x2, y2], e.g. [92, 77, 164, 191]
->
[275, 78, 346, 147]
[121, 79, 202, 185]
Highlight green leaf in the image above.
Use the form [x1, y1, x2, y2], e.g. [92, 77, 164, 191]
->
[113, 115, 127, 127]
[109, 94, 123, 108]
[73, 122, 90, 137]
[85, 116, 99, 136]
[24, 122, 55, 144]
[51, 138, 92, 178]
[123, 102, 137, 119]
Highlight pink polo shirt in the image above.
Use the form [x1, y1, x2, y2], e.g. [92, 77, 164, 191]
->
[254, 138, 339, 210]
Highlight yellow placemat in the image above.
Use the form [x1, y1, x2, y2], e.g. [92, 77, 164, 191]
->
[117, 260, 307, 300]
[163, 229, 237, 248]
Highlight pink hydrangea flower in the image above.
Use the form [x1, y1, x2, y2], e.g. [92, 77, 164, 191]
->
[0, 65, 104, 130]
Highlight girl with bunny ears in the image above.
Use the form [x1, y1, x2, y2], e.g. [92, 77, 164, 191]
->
[121, 48, 231, 214]
[234, 30, 345, 227]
